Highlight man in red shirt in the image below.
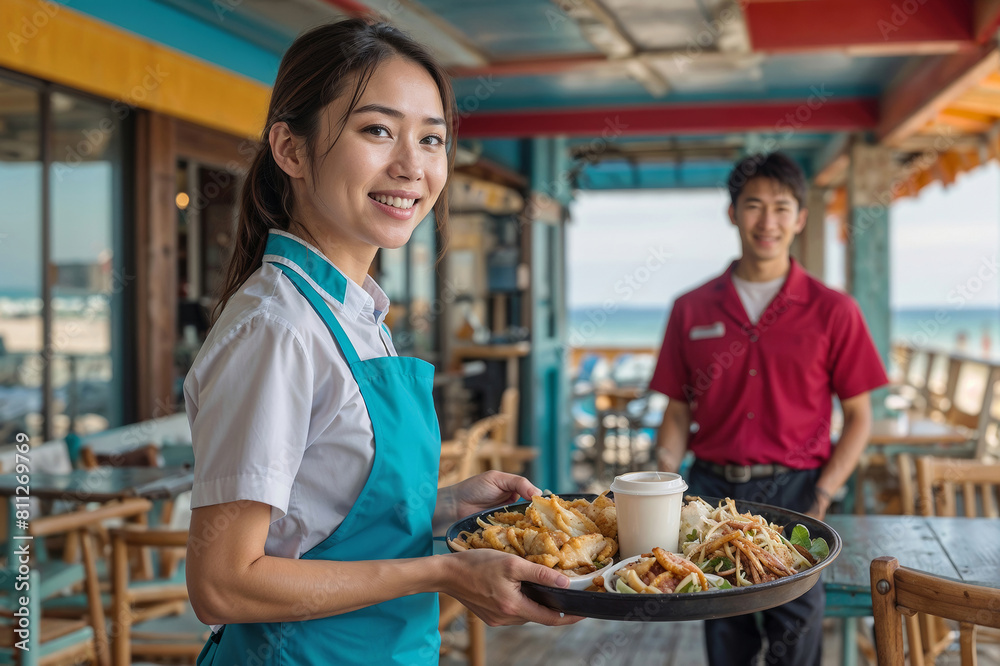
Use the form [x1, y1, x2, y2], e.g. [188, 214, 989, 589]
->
[650, 152, 887, 666]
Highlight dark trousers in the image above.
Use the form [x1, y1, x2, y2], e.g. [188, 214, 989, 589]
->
[687, 461, 825, 666]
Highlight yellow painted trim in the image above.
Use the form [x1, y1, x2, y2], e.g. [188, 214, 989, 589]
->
[0, 0, 270, 139]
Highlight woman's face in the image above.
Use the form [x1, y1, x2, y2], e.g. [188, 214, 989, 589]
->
[282, 56, 448, 263]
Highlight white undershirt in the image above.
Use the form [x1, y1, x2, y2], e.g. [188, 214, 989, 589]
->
[731, 274, 786, 324]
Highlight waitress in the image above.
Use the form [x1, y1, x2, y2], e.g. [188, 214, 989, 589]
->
[185, 19, 580, 666]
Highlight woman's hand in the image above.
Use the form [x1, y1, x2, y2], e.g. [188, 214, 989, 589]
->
[438, 549, 584, 627]
[434, 470, 542, 532]
[451, 470, 541, 517]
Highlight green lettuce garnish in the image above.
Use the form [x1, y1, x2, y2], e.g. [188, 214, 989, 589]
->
[790, 524, 830, 562]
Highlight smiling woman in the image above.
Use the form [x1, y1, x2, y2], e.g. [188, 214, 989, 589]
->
[184, 18, 582, 666]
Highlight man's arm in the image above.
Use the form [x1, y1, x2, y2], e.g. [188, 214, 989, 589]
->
[808, 392, 873, 518]
[656, 399, 692, 473]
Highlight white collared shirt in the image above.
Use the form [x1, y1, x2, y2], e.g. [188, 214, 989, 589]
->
[184, 230, 396, 562]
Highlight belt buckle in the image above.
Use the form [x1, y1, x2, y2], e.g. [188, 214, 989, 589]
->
[724, 464, 752, 483]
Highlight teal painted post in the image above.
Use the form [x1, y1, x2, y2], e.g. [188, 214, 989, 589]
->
[525, 137, 574, 492]
[551, 136, 573, 494]
[848, 145, 892, 419]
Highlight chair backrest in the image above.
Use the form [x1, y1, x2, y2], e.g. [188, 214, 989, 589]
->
[438, 428, 472, 488]
[871, 556, 1000, 665]
[498, 387, 519, 447]
[80, 442, 159, 469]
[906, 350, 932, 409]
[890, 344, 914, 385]
[925, 355, 957, 421]
[437, 414, 510, 487]
[916, 455, 1000, 518]
[947, 361, 991, 430]
[973, 365, 1000, 460]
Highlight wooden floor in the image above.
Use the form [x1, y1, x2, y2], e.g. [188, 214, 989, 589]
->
[440, 616, 1000, 666]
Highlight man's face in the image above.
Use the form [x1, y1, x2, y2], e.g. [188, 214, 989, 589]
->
[728, 177, 807, 263]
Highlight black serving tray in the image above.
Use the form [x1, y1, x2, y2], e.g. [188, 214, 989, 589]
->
[445, 493, 841, 622]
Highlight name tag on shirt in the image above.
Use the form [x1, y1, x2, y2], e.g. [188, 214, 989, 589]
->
[689, 322, 725, 340]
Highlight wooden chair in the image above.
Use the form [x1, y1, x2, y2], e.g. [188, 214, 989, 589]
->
[0, 498, 152, 666]
[78, 441, 193, 580]
[907, 456, 1000, 663]
[972, 366, 1000, 461]
[438, 427, 474, 489]
[915, 455, 1000, 519]
[871, 556, 1000, 665]
[109, 525, 207, 665]
[437, 417, 500, 666]
[924, 355, 958, 423]
[79, 443, 159, 470]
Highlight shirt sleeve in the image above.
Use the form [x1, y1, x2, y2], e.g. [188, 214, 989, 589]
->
[828, 298, 889, 400]
[185, 314, 314, 520]
[649, 306, 689, 401]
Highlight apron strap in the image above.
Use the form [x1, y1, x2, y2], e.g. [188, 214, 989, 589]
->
[270, 262, 362, 366]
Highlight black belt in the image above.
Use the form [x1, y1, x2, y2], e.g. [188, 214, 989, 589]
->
[694, 458, 795, 483]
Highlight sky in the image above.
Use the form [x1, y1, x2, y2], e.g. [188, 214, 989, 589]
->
[1, 163, 113, 294]
[567, 162, 1000, 311]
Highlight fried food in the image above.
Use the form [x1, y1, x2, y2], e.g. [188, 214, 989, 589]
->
[449, 494, 619, 576]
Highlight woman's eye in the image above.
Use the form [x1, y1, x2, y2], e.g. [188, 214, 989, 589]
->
[364, 125, 390, 138]
[422, 134, 445, 146]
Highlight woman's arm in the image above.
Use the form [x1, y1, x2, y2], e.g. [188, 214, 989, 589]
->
[187, 499, 582, 628]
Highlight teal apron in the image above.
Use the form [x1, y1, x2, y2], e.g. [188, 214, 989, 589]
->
[197, 232, 441, 665]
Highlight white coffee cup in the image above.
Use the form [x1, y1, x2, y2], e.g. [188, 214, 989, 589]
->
[610, 471, 688, 557]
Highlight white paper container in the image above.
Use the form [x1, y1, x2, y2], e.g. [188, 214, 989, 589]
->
[555, 558, 617, 590]
[610, 471, 688, 557]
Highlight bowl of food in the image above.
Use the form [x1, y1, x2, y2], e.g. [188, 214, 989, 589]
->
[603, 550, 734, 594]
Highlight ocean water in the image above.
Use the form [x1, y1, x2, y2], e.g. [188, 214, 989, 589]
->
[568, 306, 1000, 361]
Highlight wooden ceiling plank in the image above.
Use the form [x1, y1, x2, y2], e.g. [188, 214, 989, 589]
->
[878, 45, 999, 146]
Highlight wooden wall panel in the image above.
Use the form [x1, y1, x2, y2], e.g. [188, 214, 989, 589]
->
[135, 111, 178, 419]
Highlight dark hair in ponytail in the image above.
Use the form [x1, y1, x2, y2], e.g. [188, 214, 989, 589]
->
[214, 18, 456, 319]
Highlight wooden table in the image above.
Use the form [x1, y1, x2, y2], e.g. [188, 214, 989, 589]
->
[452, 342, 530, 389]
[0, 466, 193, 502]
[0, 466, 193, 563]
[824, 514, 1000, 666]
[854, 418, 971, 513]
[867, 417, 970, 446]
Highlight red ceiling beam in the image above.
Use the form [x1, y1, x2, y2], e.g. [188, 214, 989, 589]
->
[319, 0, 376, 18]
[456, 98, 879, 138]
[743, 0, 974, 53]
[878, 43, 999, 145]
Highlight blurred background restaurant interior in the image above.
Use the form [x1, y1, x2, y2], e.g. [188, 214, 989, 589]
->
[4, 0, 1000, 664]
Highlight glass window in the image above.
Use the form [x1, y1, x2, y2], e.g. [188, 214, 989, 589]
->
[48, 91, 126, 436]
[0, 78, 43, 443]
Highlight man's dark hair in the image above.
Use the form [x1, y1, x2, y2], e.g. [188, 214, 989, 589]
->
[727, 152, 807, 209]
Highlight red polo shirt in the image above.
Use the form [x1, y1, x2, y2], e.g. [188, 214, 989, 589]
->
[649, 259, 888, 470]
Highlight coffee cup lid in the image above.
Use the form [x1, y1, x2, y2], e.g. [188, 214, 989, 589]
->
[610, 471, 688, 496]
